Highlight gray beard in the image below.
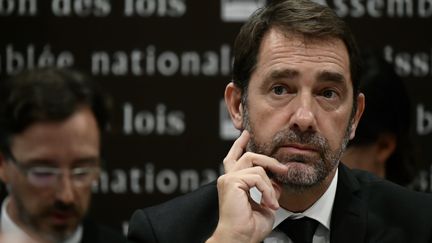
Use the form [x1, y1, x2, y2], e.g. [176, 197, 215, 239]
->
[243, 108, 351, 193]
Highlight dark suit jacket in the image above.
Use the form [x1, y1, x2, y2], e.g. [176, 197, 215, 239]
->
[81, 218, 129, 243]
[128, 164, 432, 243]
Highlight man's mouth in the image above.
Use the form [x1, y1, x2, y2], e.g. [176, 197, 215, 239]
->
[50, 211, 76, 225]
[278, 143, 318, 155]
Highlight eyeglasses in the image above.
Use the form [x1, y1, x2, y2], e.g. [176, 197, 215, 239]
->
[5, 152, 100, 188]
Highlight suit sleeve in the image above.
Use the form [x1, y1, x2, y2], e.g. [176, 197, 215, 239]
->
[127, 209, 158, 243]
[126, 182, 219, 243]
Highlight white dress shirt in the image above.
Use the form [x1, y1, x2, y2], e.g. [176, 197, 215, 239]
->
[250, 169, 338, 243]
[1, 197, 83, 243]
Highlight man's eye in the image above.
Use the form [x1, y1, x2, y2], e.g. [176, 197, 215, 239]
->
[33, 171, 56, 178]
[30, 168, 57, 177]
[72, 168, 90, 177]
[322, 89, 337, 98]
[72, 167, 98, 179]
[272, 86, 287, 95]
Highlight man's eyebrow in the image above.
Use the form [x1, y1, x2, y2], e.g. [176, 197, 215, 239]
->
[317, 70, 346, 84]
[24, 159, 57, 166]
[262, 68, 299, 88]
[269, 69, 299, 80]
[74, 158, 100, 166]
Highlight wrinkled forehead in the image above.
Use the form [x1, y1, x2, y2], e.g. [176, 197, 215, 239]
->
[256, 28, 352, 83]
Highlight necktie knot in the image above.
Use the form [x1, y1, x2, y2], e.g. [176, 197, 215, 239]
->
[277, 217, 319, 243]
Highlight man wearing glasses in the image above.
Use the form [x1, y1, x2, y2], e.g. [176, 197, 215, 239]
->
[0, 68, 127, 243]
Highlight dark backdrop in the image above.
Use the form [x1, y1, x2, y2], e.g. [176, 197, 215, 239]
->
[1, 0, 431, 234]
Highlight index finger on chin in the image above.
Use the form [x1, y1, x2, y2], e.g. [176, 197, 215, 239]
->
[223, 130, 250, 169]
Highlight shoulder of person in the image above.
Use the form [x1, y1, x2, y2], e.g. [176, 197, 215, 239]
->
[348, 166, 432, 210]
[81, 218, 129, 243]
[128, 181, 219, 243]
[142, 180, 217, 214]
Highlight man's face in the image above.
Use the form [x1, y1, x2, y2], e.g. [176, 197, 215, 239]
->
[0, 107, 100, 242]
[240, 28, 363, 191]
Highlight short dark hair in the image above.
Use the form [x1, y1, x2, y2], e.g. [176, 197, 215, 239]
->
[348, 50, 415, 185]
[0, 67, 111, 154]
[232, 0, 361, 105]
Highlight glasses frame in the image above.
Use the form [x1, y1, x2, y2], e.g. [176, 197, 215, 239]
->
[4, 149, 100, 189]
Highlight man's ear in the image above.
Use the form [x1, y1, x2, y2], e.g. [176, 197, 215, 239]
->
[376, 133, 397, 165]
[349, 93, 365, 140]
[224, 82, 244, 130]
[0, 152, 9, 183]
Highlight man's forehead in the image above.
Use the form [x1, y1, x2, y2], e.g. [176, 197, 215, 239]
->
[261, 28, 349, 58]
[8, 117, 100, 164]
[257, 29, 351, 79]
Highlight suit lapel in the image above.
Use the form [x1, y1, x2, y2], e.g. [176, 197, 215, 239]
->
[330, 164, 367, 243]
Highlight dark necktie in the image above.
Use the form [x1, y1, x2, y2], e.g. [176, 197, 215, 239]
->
[277, 217, 319, 243]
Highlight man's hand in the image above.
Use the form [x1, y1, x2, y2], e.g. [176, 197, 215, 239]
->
[206, 130, 288, 243]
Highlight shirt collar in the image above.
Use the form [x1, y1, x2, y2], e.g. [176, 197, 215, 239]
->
[1, 196, 83, 243]
[272, 168, 338, 230]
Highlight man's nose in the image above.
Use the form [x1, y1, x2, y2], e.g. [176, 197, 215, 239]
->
[56, 173, 75, 203]
[288, 93, 317, 132]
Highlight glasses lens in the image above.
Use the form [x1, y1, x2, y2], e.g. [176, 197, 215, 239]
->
[27, 167, 58, 187]
[71, 167, 99, 187]
[23, 166, 99, 188]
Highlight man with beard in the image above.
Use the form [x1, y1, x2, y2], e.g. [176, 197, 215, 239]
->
[0, 67, 128, 243]
[128, 0, 432, 243]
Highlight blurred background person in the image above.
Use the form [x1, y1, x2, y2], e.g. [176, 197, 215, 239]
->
[0, 68, 128, 243]
[342, 50, 417, 187]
